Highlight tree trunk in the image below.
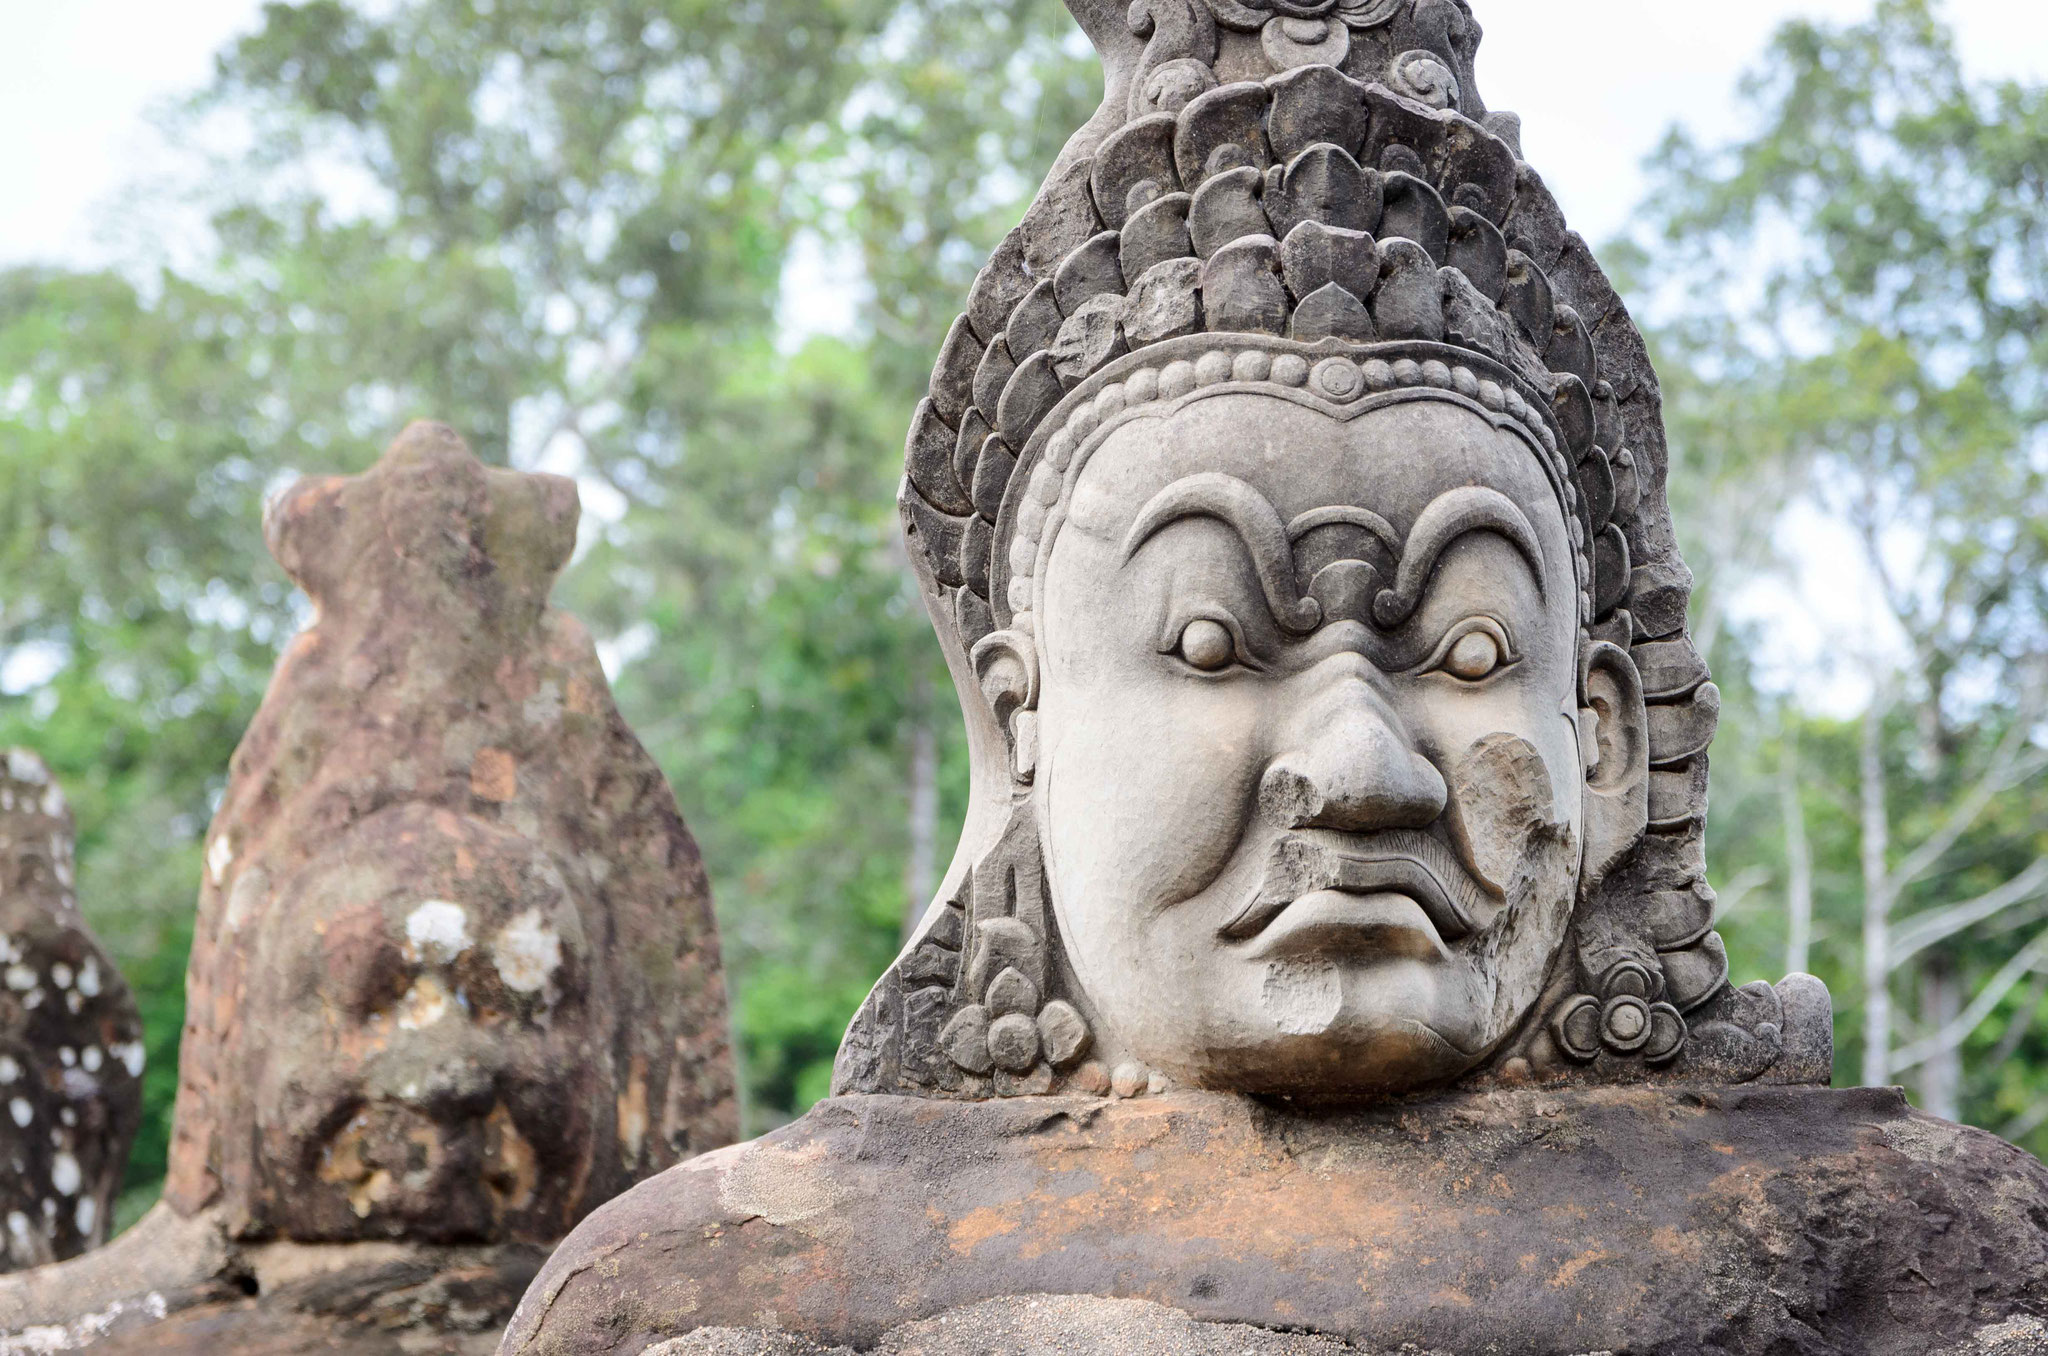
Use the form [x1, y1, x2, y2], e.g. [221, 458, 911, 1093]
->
[1781, 731, 1814, 975]
[1861, 698, 1894, 1088]
[1918, 958, 1962, 1122]
[904, 670, 938, 940]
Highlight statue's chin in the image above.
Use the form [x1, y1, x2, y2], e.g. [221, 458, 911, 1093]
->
[1107, 957, 1494, 1098]
[1168, 1016, 1482, 1099]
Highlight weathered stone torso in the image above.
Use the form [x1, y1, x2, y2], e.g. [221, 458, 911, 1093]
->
[502, 1085, 2048, 1356]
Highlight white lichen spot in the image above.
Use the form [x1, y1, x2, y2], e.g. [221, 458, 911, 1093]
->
[64, 990, 82, 1015]
[7, 750, 48, 784]
[49, 964, 72, 990]
[74, 1196, 96, 1237]
[0, 1055, 17, 1084]
[115, 1043, 145, 1078]
[523, 681, 564, 728]
[41, 783, 64, 818]
[57, 1048, 74, 1069]
[206, 832, 235, 887]
[79, 1047, 101, 1074]
[396, 975, 452, 1030]
[491, 909, 562, 995]
[4, 965, 36, 992]
[59, 1108, 75, 1128]
[403, 900, 472, 965]
[223, 866, 269, 933]
[8, 1098, 31, 1128]
[5, 1210, 31, 1263]
[49, 1153, 81, 1197]
[75, 959, 100, 998]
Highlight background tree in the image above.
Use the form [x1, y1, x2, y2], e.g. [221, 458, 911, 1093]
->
[1627, 0, 2048, 1136]
[0, 0, 1092, 1220]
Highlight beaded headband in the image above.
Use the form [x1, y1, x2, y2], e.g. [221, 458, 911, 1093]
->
[988, 334, 1595, 642]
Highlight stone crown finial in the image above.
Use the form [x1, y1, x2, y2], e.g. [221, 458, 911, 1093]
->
[264, 420, 579, 633]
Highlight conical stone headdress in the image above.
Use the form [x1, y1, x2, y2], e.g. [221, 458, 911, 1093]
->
[846, 0, 1832, 1099]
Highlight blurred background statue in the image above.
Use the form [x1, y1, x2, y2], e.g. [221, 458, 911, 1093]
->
[0, 423, 736, 1353]
[0, 750, 143, 1273]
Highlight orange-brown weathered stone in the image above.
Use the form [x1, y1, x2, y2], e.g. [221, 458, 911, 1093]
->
[164, 420, 736, 1243]
[500, 1086, 2048, 1356]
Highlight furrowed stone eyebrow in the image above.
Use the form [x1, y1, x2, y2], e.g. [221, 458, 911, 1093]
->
[1369, 487, 1547, 630]
[1123, 478, 1546, 639]
[1285, 505, 1402, 556]
[1119, 472, 1323, 634]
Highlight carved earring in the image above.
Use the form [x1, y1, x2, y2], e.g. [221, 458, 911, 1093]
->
[971, 629, 1041, 787]
[1011, 710, 1039, 783]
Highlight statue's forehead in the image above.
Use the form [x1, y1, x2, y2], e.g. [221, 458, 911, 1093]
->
[1063, 392, 1562, 542]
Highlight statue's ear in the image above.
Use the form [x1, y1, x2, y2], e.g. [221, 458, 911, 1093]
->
[971, 630, 1041, 784]
[1578, 639, 1649, 894]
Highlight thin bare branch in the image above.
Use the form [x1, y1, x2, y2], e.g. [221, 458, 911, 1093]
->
[1890, 928, 2048, 1075]
[1988, 968, 2048, 1069]
[2004, 1098, 2048, 1143]
[1890, 856, 2048, 963]
[1889, 710, 2048, 892]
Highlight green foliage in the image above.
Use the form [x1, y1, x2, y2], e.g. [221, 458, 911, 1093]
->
[1631, 0, 2048, 1146]
[1, 0, 1092, 1194]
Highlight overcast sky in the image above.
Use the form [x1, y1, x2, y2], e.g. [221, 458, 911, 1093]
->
[4, 0, 2045, 270]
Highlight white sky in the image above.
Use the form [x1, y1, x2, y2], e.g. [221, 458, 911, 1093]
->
[3, 0, 2044, 709]
[5, 0, 2045, 267]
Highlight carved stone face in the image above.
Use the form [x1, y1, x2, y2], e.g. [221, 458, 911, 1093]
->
[1030, 392, 1632, 1094]
[238, 805, 598, 1240]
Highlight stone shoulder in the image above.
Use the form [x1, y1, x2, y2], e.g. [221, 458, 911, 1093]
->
[499, 1088, 2048, 1356]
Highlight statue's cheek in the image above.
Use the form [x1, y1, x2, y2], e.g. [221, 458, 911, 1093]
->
[1441, 732, 1564, 895]
[1041, 687, 1265, 912]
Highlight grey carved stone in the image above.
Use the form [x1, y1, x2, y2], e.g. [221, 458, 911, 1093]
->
[504, 0, 2048, 1349]
[837, 0, 1813, 1107]
[0, 752, 143, 1273]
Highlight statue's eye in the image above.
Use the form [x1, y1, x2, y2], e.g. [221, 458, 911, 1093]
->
[1176, 618, 1237, 671]
[1427, 619, 1517, 682]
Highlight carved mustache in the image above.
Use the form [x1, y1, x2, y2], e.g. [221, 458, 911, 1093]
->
[1219, 830, 1501, 945]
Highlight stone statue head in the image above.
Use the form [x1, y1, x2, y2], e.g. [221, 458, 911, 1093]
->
[166, 425, 737, 1242]
[837, 0, 1830, 1101]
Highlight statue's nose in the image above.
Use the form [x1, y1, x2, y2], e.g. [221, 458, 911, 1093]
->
[1259, 685, 1447, 833]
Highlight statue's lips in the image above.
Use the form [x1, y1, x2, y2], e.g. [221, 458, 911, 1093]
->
[1220, 833, 1493, 947]
[1244, 888, 1452, 962]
